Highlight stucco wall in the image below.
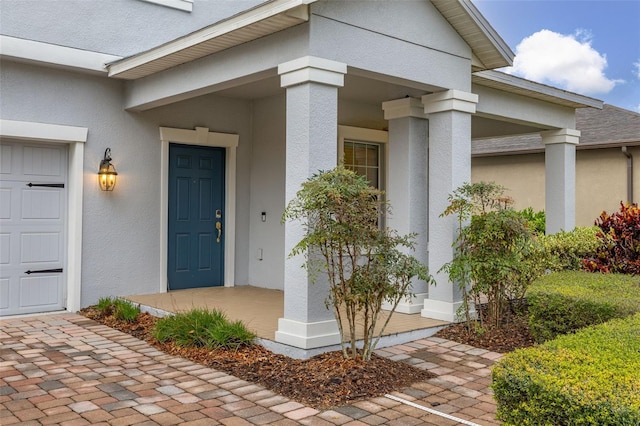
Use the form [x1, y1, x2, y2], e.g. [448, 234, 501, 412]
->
[472, 148, 638, 228]
[0, 0, 263, 57]
[309, 0, 472, 92]
[0, 61, 255, 306]
[248, 95, 286, 290]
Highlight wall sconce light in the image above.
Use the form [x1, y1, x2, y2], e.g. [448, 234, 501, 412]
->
[98, 148, 117, 191]
[261, 211, 267, 222]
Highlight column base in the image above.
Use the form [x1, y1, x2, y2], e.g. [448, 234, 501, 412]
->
[421, 299, 464, 322]
[382, 293, 427, 314]
[275, 318, 341, 349]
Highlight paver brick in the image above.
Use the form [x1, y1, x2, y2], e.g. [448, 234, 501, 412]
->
[1, 314, 498, 426]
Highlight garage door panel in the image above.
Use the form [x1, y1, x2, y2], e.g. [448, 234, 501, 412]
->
[0, 141, 67, 316]
[0, 188, 10, 219]
[0, 145, 12, 175]
[21, 232, 61, 263]
[20, 275, 61, 307]
[21, 189, 63, 220]
[0, 278, 8, 309]
[23, 146, 64, 177]
[0, 233, 9, 264]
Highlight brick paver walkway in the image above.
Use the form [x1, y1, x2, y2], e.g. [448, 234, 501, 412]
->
[0, 314, 502, 425]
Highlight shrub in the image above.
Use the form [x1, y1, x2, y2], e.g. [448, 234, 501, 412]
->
[538, 226, 600, 271]
[441, 182, 544, 328]
[584, 202, 640, 274]
[153, 308, 255, 349]
[492, 314, 640, 425]
[95, 297, 140, 322]
[516, 207, 545, 235]
[283, 166, 430, 360]
[527, 271, 640, 342]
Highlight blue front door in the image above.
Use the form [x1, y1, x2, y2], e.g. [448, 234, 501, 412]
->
[168, 144, 225, 290]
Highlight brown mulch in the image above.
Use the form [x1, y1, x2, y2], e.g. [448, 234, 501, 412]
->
[434, 313, 536, 353]
[80, 307, 434, 409]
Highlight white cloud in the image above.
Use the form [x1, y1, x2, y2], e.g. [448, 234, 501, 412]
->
[506, 29, 623, 95]
[634, 61, 640, 80]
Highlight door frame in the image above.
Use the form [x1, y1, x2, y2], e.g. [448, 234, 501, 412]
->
[159, 127, 238, 292]
[0, 119, 87, 314]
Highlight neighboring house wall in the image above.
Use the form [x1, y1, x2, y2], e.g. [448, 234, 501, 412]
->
[472, 153, 545, 213]
[472, 147, 639, 227]
[472, 105, 640, 229]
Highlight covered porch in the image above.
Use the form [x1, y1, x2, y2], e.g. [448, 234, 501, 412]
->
[107, 0, 601, 355]
[124, 286, 448, 358]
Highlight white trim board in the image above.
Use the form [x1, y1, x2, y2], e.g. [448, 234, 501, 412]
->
[0, 119, 87, 313]
[0, 35, 122, 75]
[158, 127, 239, 292]
[138, 0, 193, 12]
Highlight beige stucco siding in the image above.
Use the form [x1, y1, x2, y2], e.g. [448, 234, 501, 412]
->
[575, 149, 631, 225]
[472, 147, 639, 228]
[471, 153, 545, 213]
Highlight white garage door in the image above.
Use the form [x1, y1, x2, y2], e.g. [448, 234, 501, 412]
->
[0, 141, 67, 316]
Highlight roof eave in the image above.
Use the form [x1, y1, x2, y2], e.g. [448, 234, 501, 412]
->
[473, 70, 604, 109]
[431, 0, 514, 70]
[108, 0, 316, 80]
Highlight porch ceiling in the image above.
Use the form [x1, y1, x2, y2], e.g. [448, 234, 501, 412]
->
[215, 73, 430, 105]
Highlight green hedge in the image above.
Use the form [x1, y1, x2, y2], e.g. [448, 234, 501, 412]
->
[527, 271, 640, 342]
[538, 226, 600, 271]
[492, 314, 640, 426]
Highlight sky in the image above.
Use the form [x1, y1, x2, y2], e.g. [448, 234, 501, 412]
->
[473, 0, 640, 112]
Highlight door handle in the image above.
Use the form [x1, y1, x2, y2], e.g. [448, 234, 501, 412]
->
[216, 221, 222, 243]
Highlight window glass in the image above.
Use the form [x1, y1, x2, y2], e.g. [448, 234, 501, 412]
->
[343, 141, 381, 189]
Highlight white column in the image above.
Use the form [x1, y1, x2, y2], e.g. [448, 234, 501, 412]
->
[421, 90, 478, 322]
[542, 128, 580, 234]
[382, 97, 429, 314]
[275, 56, 346, 349]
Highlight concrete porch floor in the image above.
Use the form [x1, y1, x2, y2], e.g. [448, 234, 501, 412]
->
[124, 286, 449, 355]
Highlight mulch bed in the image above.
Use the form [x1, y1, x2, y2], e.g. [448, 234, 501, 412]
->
[80, 305, 537, 409]
[434, 312, 536, 353]
[80, 307, 434, 409]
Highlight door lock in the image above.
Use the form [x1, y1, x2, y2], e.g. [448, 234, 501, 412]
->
[216, 221, 222, 243]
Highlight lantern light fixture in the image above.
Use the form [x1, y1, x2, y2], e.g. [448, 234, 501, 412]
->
[98, 148, 117, 191]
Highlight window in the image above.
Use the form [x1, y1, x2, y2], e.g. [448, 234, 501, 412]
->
[343, 141, 381, 189]
[338, 125, 388, 190]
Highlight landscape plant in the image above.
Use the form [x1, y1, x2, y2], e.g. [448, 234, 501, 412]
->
[153, 308, 256, 349]
[493, 314, 640, 425]
[583, 202, 640, 274]
[95, 296, 140, 322]
[538, 226, 600, 271]
[527, 271, 640, 342]
[440, 182, 545, 329]
[516, 207, 546, 235]
[283, 166, 431, 360]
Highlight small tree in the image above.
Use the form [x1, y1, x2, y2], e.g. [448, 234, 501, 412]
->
[441, 182, 544, 329]
[283, 166, 431, 360]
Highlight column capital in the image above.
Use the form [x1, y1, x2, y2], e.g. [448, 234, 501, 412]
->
[541, 128, 581, 145]
[382, 97, 427, 120]
[278, 56, 347, 88]
[422, 89, 478, 114]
